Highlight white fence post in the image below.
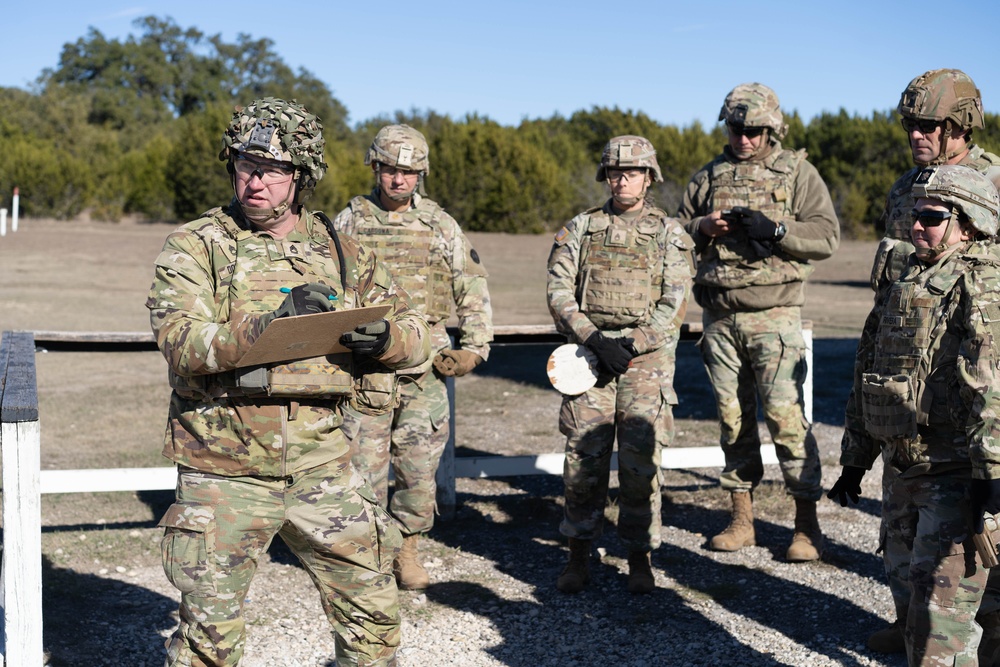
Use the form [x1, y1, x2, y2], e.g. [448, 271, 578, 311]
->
[0, 331, 44, 667]
[11, 188, 18, 233]
[0, 209, 6, 237]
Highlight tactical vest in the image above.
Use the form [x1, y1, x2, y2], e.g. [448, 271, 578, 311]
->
[861, 247, 985, 448]
[576, 207, 666, 329]
[347, 195, 452, 323]
[168, 209, 357, 400]
[696, 148, 814, 289]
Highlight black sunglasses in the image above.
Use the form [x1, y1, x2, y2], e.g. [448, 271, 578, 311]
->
[910, 209, 953, 227]
[727, 123, 765, 138]
[901, 118, 940, 135]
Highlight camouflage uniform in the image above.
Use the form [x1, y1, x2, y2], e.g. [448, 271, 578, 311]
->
[333, 188, 492, 534]
[678, 89, 839, 504]
[864, 70, 1000, 654]
[839, 165, 1000, 665]
[148, 99, 430, 667]
[547, 197, 694, 551]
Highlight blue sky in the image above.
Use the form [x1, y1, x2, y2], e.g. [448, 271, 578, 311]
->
[4, 1, 999, 129]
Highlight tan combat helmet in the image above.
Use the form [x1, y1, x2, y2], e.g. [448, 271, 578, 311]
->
[898, 69, 984, 165]
[595, 135, 663, 183]
[220, 97, 327, 205]
[912, 164, 1000, 238]
[365, 124, 430, 174]
[719, 82, 787, 140]
[898, 69, 984, 132]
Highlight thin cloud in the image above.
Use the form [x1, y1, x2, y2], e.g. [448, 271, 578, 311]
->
[100, 7, 147, 20]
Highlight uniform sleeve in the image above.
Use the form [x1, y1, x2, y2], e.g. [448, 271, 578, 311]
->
[777, 160, 840, 261]
[352, 242, 431, 369]
[443, 215, 493, 360]
[677, 168, 714, 253]
[546, 216, 598, 344]
[839, 300, 885, 470]
[961, 269, 1000, 480]
[630, 222, 694, 355]
[146, 223, 264, 375]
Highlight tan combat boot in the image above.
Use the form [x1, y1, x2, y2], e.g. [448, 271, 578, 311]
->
[393, 534, 430, 590]
[709, 491, 755, 551]
[786, 498, 824, 562]
[867, 621, 905, 654]
[626, 551, 655, 594]
[556, 538, 591, 594]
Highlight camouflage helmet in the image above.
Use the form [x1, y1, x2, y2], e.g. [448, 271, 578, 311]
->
[898, 69, 984, 132]
[912, 164, 1000, 236]
[220, 97, 327, 201]
[365, 124, 430, 174]
[718, 83, 787, 140]
[595, 135, 663, 183]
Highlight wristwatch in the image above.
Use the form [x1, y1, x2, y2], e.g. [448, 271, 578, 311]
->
[774, 222, 787, 241]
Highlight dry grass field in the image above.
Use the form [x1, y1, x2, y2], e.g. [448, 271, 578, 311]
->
[0, 217, 891, 665]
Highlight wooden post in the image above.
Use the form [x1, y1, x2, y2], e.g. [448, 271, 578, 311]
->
[0, 331, 43, 667]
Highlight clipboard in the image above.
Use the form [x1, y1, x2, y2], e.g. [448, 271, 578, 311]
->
[236, 305, 392, 367]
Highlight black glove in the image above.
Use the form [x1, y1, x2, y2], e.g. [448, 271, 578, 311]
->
[255, 283, 337, 335]
[971, 479, 1000, 533]
[826, 466, 867, 507]
[742, 209, 780, 242]
[341, 319, 392, 357]
[585, 332, 636, 376]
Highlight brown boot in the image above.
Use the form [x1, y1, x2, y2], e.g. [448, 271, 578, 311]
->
[867, 620, 905, 654]
[626, 551, 655, 594]
[393, 534, 430, 590]
[710, 492, 755, 551]
[786, 498, 824, 562]
[556, 538, 591, 594]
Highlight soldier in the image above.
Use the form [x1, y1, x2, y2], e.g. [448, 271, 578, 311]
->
[678, 83, 839, 562]
[147, 98, 430, 667]
[863, 68, 1000, 655]
[547, 135, 694, 594]
[829, 165, 1000, 666]
[333, 124, 493, 590]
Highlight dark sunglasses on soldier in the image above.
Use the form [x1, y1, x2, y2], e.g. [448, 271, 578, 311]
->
[900, 118, 940, 135]
[909, 208, 953, 227]
[727, 123, 765, 138]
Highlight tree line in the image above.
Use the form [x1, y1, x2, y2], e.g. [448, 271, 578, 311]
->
[2, 16, 999, 238]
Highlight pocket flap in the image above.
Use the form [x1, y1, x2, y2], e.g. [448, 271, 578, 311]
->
[157, 501, 214, 532]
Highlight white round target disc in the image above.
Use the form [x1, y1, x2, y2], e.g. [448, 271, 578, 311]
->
[547, 343, 599, 395]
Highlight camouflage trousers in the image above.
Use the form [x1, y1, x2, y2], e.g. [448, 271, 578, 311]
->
[348, 369, 450, 536]
[558, 344, 677, 552]
[699, 306, 821, 500]
[881, 462, 1000, 666]
[160, 460, 402, 667]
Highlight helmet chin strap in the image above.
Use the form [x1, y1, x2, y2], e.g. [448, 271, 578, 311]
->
[916, 120, 967, 167]
[232, 168, 298, 225]
[913, 214, 958, 262]
[612, 183, 649, 209]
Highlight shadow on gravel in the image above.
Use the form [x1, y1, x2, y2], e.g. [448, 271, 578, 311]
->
[42, 554, 175, 666]
[426, 476, 781, 666]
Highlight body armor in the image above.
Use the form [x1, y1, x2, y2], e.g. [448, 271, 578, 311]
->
[167, 208, 357, 400]
[861, 247, 991, 464]
[696, 148, 813, 289]
[576, 206, 667, 329]
[347, 194, 452, 322]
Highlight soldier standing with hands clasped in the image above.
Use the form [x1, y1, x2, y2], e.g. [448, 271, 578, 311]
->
[147, 98, 430, 667]
[678, 83, 839, 562]
[334, 124, 493, 590]
[547, 135, 693, 594]
[830, 165, 1000, 666]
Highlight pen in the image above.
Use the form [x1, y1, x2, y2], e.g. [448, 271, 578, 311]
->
[280, 286, 338, 300]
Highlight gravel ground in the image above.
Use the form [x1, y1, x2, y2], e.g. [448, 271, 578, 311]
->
[37, 340, 911, 667]
[40, 425, 904, 667]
